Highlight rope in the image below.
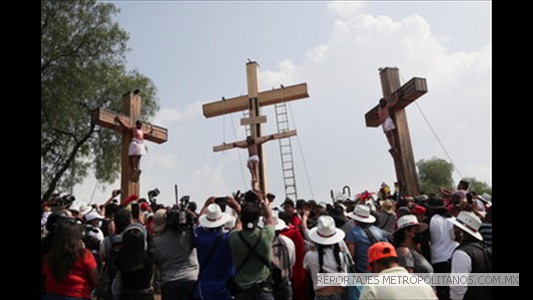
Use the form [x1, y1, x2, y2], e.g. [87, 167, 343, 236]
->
[287, 101, 315, 200]
[398, 72, 463, 179]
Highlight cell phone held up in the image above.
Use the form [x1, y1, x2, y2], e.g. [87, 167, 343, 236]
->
[131, 202, 140, 219]
[215, 197, 228, 212]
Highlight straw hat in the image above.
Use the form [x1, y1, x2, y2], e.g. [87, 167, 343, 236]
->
[308, 215, 345, 245]
[379, 200, 395, 214]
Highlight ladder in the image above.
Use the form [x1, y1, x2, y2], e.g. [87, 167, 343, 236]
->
[274, 102, 298, 200]
[242, 110, 251, 137]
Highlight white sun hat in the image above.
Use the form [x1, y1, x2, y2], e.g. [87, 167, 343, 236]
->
[258, 210, 288, 231]
[308, 215, 345, 245]
[199, 203, 232, 228]
[394, 214, 428, 233]
[347, 204, 376, 224]
[447, 211, 483, 241]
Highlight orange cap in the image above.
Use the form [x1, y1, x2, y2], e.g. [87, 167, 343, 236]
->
[367, 242, 397, 264]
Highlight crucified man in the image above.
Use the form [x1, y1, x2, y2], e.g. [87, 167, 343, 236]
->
[233, 135, 275, 188]
[378, 91, 401, 158]
[115, 117, 153, 180]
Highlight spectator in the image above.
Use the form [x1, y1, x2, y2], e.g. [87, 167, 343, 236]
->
[427, 198, 458, 300]
[449, 211, 492, 300]
[258, 210, 295, 300]
[153, 207, 199, 300]
[377, 199, 396, 236]
[479, 207, 492, 250]
[304, 215, 348, 300]
[392, 215, 433, 274]
[346, 205, 388, 273]
[194, 199, 240, 300]
[43, 218, 98, 299]
[360, 242, 436, 299]
[229, 190, 275, 300]
[115, 223, 155, 300]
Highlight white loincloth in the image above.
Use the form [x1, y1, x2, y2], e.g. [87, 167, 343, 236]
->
[128, 138, 147, 156]
[248, 155, 260, 163]
[382, 116, 395, 133]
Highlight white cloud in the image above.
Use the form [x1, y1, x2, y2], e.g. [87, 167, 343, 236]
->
[153, 102, 202, 126]
[327, 1, 366, 19]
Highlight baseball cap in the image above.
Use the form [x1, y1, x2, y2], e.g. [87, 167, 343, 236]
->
[368, 241, 397, 264]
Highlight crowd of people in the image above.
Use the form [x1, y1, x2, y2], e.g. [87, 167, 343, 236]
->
[41, 178, 492, 300]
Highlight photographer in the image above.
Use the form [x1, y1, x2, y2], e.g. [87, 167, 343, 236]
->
[194, 196, 241, 300]
[153, 198, 199, 300]
[228, 190, 275, 300]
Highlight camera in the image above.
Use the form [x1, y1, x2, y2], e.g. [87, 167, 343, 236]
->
[167, 195, 194, 229]
[215, 197, 228, 212]
[148, 188, 160, 204]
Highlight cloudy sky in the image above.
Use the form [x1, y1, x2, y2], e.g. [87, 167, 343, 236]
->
[76, 1, 491, 207]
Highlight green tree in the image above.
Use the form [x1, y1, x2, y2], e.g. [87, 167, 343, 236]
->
[416, 157, 454, 195]
[468, 178, 492, 196]
[41, 0, 159, 201]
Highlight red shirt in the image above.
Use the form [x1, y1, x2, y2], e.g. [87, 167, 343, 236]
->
[43, 248, 97, 299]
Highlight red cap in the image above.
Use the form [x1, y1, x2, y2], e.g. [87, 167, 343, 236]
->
[412, 205, 426, 215]
[368, 242, 397, 264]
[140, 202, 149, 211]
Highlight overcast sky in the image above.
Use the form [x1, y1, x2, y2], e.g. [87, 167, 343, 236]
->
[76, 1, 491, 208]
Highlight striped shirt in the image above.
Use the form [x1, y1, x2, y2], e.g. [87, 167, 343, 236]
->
[479, 222, 492, 249]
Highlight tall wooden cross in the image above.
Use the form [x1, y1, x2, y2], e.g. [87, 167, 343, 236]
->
[91, 92, 168, 202]
[364, 67, 428, 197]
[202, 61, 309, 192]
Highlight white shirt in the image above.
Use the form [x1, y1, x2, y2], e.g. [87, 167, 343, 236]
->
[430, 214, 459, 264]
[450, 250, 471, 300]
[360, 266, 437, 299]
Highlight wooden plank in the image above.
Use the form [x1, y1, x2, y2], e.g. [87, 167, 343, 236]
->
[202, 83, 309, 118]
[240, 115, 267, 126]
[364, 77, 428, 127]
[92, 108, 168, 144]
[91, 107, 123, 130]
[212, 130, 297, 152]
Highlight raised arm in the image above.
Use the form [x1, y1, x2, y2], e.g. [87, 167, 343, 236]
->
[232, 140, 249, 149]
[256, 134, 275, 145]
[115, 116, 131, 130]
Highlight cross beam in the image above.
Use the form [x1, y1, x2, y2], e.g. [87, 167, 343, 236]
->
[201, 61, 309, 191]
[91, 92, 168, 202]
[365, 67, 428, 197]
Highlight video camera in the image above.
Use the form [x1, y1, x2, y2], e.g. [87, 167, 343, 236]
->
[167, 195, 195, 229]
[147, 188, 160, 204]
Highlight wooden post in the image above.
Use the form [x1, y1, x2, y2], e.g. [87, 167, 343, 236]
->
[91, 92, 168, 202]
[201, 61, 310, 192]
[365, 67, 428, 197]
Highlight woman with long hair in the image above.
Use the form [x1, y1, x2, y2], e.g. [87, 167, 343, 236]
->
[115, 223, 155, 300]
[303, 215, 348, 300]
[43, 218, 98, 300]
[392, 215, 433, 274]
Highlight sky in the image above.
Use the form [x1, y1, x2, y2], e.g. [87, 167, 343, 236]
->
[75, 1, 491, 208]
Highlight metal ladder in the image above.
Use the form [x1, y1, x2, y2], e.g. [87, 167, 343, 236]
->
[274, 102, 298, 200]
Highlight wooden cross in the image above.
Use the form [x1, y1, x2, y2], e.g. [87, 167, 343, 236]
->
[91, 92, 168, 202]
[202, 61, 309, 192]
[364, 67, 428, 197]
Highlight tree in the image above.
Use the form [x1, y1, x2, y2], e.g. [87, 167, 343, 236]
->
[468, 178, 492, 196]
[41, 0, 159, 201]
[416, 157, 454, 195]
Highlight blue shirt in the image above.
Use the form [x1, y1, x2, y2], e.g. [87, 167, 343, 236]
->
[194, 226, 235, 300]
[346, 225, 387, 273]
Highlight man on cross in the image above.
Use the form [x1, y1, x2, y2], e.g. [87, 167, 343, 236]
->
[233, 135, 275, 187]
[378, 91, 402, 157]
[115, 117, 152, 176]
